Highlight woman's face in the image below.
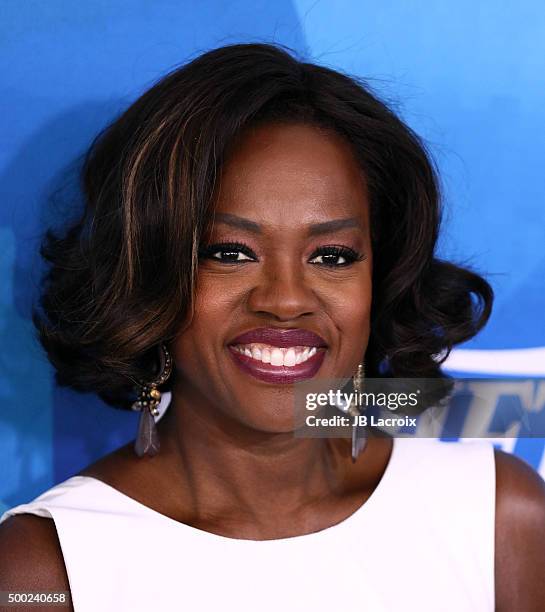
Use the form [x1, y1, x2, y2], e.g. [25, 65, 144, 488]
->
[171, 122, 372, 433]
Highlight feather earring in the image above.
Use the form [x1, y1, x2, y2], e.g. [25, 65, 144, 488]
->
[131, 344, 172, 457]
[347, 362, 367, 463]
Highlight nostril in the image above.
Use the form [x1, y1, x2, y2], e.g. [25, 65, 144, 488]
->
[246, 284, 320, 322]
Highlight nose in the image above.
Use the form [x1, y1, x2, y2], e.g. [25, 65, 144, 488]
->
[246, 256, 320, 322]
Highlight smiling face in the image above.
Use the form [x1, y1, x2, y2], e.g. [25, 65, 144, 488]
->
[171, 122, 373, 433]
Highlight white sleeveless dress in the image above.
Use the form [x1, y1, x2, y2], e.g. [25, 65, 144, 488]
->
[0, 438, 495, 612]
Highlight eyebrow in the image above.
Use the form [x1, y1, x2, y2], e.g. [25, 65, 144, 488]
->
[307, 217, 361, 236]
[214, 213, 262, 234]
[214, 213, 362, 235]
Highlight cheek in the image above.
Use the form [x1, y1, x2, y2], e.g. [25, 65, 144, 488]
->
[172, 273, 242, 363]
[192, 277, 236, 332]
[322, 272, 372, 365]
[324, 271, 372, 330]
[335, 291, 372, 351]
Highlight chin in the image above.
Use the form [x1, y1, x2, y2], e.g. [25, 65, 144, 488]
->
[225, 399, 301, 435]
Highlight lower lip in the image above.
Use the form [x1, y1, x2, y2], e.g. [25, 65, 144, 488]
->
[227, 347, 326, 384]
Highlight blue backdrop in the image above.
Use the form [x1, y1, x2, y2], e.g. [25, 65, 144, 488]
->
[1, 0, 544, 510]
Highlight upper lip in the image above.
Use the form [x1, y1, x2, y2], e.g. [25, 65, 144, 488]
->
[229, 327, 328, 349]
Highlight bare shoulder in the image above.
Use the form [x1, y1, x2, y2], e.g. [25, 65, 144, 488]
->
[494, 449, 545, 612]
[495, 448, 545, 520]
[0, 514, 73, 611]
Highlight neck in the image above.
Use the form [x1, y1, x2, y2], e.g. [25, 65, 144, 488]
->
[158, 392, 351, 519]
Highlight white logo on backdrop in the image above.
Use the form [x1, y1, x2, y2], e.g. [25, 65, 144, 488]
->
[444, 347, 545, 376]
[443, 347, 545, 478]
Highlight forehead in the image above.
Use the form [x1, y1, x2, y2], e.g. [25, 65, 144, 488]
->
[214, 122, 369, 227]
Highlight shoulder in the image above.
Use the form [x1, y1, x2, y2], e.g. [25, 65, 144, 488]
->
[495, 448, 545, 529]
[0, 514, 73, 609]
[494, 449, 545, 611]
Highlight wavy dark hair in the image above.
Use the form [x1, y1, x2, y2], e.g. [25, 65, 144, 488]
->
[33, 42, 493, 410]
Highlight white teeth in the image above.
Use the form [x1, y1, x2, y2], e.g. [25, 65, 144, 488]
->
[270, 348, 284, 366]
[284, 348, 296, 367]
[232, 343, 322, 367]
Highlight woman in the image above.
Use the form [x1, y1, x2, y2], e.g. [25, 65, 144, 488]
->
[1, 43, 544, 611]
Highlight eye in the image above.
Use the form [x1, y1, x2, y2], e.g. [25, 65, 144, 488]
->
[308, 245, 364, 267]
[198, 242, 257, 263]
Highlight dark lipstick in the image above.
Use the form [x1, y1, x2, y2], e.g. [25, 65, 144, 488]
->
[227, 327, 327, 384]
[230, 328, 327, 349]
